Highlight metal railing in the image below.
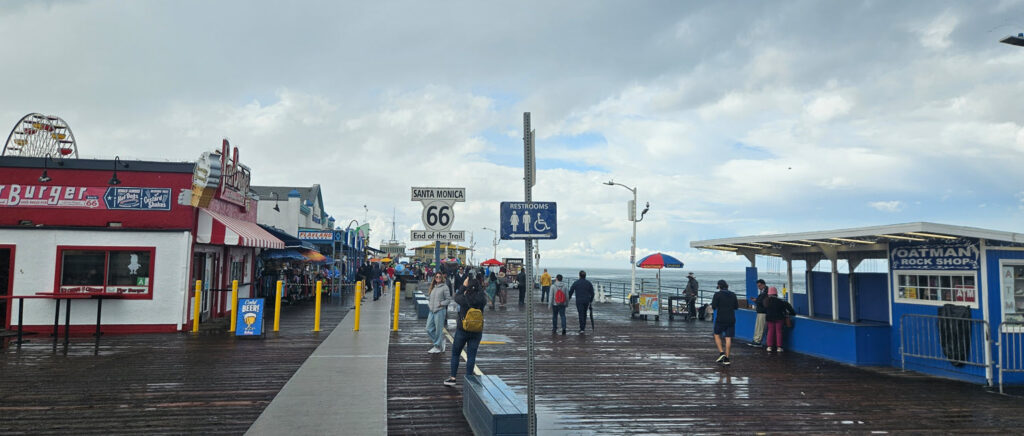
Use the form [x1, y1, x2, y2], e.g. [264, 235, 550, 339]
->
[566, 278, 714, 307]
[998, 322, 1024, 393]
[899, 314, 991, 386]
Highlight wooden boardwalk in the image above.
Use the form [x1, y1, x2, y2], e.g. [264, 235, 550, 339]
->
[4, 286, 1024, 435]
[0, 298, 349, 435]
[387, 289, 1024, 435]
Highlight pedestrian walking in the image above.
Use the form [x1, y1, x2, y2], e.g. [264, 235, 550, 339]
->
[568, 270, 594, 334]
[748, 279, 768, 347]
[550, 274, 568, 334]
[495, 267, 508, 309]
[763, 287, 796, 352]
[712, 279, 739, 365]
[425, 273, 451, 354]
[445, 268, 488, 386]
[485, 271, 498, 310]
[540, 269, 552, 303]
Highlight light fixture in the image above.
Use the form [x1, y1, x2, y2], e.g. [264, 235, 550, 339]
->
[906, 231, 958, 240]
[800, 239, 842, 246]
[1001, 33, 1024, 47]
[726, 243, 765, 250]
[272, 192, 281, 212]
[774, 241, 812, 247]
[707, 245, 738, 251]
[879, 234, 926, 242]
[109, 156, 129, 185]
[747, 242, 773, 247]
[38, 153, 61, 183]
[829, 237, 876, 244]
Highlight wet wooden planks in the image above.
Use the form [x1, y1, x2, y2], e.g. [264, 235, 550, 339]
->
[0, 299, 349, 435]
[387, 291, 1024, 434]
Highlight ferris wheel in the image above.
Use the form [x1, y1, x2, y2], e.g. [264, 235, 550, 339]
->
[2, 113, 79, 158]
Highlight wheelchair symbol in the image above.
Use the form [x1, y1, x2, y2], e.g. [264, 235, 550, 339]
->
[534, 215, 550, 232]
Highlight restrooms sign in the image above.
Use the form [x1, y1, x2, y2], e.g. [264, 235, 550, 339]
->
[890, 241, 979, 271]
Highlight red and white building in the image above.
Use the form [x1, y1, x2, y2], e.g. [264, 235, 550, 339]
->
[0, 140, 283, 334]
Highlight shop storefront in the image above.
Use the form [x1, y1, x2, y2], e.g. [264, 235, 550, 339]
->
[0, 140, 282, 334]
[692, 222, 1024, 386]
[0, 156, 196, 333]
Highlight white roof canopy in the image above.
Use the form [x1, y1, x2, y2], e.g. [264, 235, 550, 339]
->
[691, 222, 1024, 261]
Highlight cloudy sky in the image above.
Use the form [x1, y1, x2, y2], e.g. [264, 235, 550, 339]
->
[4, 1, 1024, 270]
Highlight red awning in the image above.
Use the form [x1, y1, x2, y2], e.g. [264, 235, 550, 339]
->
[197, 209, 285, 249]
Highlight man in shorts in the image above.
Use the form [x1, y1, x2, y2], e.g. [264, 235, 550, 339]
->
[711, 279, 739, 365]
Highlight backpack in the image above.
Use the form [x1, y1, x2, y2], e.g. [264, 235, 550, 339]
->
[553, 286, 567, 305]
[462, 307, 484, 332]
[698, 303, 710, 321]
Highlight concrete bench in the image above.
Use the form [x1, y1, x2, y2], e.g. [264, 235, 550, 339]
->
[463, 375, 526, 436]
[416, 299, 430, 319]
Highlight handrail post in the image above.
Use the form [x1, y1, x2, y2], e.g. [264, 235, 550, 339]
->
[274, 280, 283, 332]
[314, 280, 323, 332]
[192, 280, 202, 333]
[229, 280, 238, 333]
[353, 281, 362, 331]
[392, 281, 401, 331]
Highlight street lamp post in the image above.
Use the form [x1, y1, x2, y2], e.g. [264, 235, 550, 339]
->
[482, 227, 498, 260]
[604, 180, 650, 299]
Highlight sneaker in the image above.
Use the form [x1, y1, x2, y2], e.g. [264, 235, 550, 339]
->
[747, 341, 762, 347]
[776, 347, 784, 353]
[578, 330, 586, 334]
[722, 356, 731, 365]
[562, 329, 566, 335]
[766, 346, 774, 352]
[440, 342, 446, 353]
[443, 377, 457, 386]
[428, 346, 440, 354]
[715, 353, 726, 363]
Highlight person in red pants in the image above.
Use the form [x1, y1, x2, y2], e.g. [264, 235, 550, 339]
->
[763, 287, 796, 353]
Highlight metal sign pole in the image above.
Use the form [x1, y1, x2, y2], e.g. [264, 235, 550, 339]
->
[523, 112, 536, 436]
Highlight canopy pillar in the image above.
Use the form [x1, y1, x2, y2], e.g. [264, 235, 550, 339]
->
[804, 255, 821, 318]
[847, 256, 865, 323]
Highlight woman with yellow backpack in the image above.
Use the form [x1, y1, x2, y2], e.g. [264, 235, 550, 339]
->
[444, 267, 488, 387]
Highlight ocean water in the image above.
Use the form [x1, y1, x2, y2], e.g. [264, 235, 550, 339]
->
[535, 267, 806, 295]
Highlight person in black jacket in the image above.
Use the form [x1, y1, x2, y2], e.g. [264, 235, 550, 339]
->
[516, 268, 527, 306]
[748, 279, 768, 347]
[445, 267, 488, 386]
[763, 287, 796, 352]
[711, 279, 739, 365]
[568, 270, 594, 334]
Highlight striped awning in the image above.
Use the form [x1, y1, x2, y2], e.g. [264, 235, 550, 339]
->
[197, 209, 285, 249]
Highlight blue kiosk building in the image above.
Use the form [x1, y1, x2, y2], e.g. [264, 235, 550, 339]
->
[692, 222, 1024, 390]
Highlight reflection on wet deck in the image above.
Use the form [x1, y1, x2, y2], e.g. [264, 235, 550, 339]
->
[388, 289, 1024, 434]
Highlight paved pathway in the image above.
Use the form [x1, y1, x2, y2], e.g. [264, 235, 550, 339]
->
[246, 288, 392, 435]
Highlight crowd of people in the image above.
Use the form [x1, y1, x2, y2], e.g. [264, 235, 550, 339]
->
[367, 264, 796, 384]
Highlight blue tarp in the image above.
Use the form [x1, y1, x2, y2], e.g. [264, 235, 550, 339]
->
[259, 225, 316, 249]
[262, 249, 306, 261]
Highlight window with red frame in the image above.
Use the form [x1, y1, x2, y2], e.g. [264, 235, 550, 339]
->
[58, 247, 155, 298]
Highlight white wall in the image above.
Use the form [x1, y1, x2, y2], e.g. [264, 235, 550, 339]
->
[1, 228, 192, 328]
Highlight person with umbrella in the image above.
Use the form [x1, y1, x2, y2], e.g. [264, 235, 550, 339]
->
[567, 270, 595, 334]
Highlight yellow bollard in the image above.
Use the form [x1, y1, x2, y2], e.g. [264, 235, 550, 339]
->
[353, 281, 362, 331]
[314, 280, 323, 332]
[229, 280, 238, 332]
[192, 280, 202, 333]
[274, 280, 283, 332]
[392, 281, 401, 331]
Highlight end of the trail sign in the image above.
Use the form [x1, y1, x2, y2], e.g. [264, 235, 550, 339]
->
[500, 202, 557, 240]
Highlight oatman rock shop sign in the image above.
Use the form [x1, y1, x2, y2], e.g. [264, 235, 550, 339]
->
[410, 187, 466, 242]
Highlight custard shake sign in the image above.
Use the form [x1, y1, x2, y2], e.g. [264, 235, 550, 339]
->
[890, 241, 979, 271]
